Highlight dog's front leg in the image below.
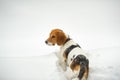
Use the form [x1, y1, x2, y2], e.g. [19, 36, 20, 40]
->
[61, 60, 67, 71]
[57, 51, 67, 71]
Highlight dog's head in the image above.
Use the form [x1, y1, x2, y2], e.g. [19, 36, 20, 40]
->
[45, 29, 67, 46]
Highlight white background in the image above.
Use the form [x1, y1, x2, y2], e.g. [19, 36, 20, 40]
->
[0, 0, 120, 80]
[0, 0, 120, 57]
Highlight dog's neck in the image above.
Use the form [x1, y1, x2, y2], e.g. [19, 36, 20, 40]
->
[64, 38, 71, 45]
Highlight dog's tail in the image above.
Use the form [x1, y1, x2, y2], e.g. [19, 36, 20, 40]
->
[78, 55, 89, 80]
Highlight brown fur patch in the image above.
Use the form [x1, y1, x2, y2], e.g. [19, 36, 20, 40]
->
[73, 64, 80, 71]
[46, 29, 67, 46]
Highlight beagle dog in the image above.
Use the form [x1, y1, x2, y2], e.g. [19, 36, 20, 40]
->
[45, 29, 89, 80]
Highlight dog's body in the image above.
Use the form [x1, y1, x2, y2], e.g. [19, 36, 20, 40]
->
[45, 29, 89, 80]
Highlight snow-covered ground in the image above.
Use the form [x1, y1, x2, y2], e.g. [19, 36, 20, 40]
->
[0, 46, 120, 80]
[0, 0, 120, 80]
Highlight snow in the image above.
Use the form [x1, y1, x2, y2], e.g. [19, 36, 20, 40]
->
[0, 47, 120, 80]
[0, 0, 120, 80]
[88, 47, 120, 80]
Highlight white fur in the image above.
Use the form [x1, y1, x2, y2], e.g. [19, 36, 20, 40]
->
[57, 39, 87, 80]
[47, 42, 53, 46]
[58, 39, 87, 69]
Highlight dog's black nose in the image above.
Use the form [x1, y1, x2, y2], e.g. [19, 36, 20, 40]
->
[45, 40, 48, 44]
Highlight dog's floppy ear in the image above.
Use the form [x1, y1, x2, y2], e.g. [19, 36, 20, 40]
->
[56, 30, 67, 46]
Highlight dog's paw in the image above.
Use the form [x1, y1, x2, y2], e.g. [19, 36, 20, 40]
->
[72, 77, 79, 80]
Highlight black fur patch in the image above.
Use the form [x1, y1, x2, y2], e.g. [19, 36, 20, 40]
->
[64, 38, 71, 44]
[64, 44, 81, 59]
[73, 55, 89, 80]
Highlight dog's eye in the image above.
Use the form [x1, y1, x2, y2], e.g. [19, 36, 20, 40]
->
[51, 35, 55, 38]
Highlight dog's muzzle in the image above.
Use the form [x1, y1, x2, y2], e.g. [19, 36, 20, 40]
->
[45, 40, 54, 46]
